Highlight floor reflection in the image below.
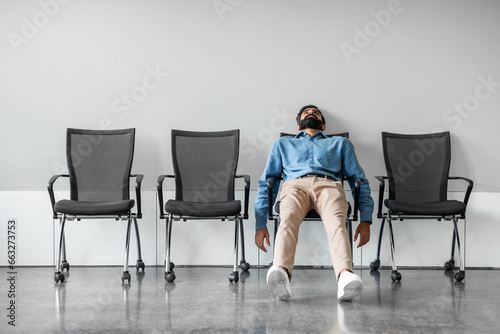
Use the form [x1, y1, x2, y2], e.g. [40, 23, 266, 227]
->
[4, 267, 497, 333]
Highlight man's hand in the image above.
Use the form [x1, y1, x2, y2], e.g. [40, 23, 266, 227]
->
[354, 221, 370, 248]
[255, 228, 270, 252]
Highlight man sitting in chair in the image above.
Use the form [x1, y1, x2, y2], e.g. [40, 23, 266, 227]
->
[254, 105, 374, 301]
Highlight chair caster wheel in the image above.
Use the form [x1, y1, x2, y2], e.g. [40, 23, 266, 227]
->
[454, 271, 465, 282]
[444, 260, 455, 271]
[165, 271, 176, 282]
[229, 271, 239, 283]
[54, 272, 65, 283]
[121, 271, 131, 283]
[165, 262, 175, 270]
[239, 261, 250, 271]
[62, 261, 70, 272]
[391, 271, 402, 282]
[370, 260, 380, 271]
[136, 260, 145, 272]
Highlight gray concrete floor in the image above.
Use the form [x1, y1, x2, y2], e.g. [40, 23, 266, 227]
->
[1, 266, 499, 333]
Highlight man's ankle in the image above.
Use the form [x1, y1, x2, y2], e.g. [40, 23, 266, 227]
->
[279, 266, 291, 281]
[337, 268, 353, 281]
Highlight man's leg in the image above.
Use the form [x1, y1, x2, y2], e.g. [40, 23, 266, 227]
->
[268, 179, 312, 300]
[273, 179, 312, 278]
[313, 179, 363, 301]
[313, 179, 352, 278]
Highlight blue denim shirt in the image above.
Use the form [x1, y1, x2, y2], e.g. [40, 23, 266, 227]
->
[254, 131, 374, 230]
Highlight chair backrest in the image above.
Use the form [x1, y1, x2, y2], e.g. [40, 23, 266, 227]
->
[67, 128, 135, 202]
[382, 131, 451, 202]
[171, 129, 239, 202]
[280, 132, 349, 139]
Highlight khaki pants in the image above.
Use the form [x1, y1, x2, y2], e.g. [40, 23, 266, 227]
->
[273, 176, 352, 279]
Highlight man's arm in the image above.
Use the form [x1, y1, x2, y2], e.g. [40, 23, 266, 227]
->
[254, 141, 283, 252]
[341, 139, 374, 247]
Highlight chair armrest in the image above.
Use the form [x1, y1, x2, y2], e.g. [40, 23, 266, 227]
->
[130, 174, 144, 219]
[375, 176, 388, 219]
[47, 174, 69, 219]
[267, 176, 283, 219]
[157, 174, 175, 219]
[235, 174, 251, 219]
[343, 176, 361, 221]
[449, 176, 474, 206]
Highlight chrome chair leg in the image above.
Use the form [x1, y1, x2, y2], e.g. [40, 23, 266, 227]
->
[54, 215, 67, 283]
[238, 218, 250, 271]
[445, 229, 457, 271]
[387, 216, 402, 282]
[61, 233, 66, 262]
[268, 216, 280, 268]
[346, 218, 353, 267]
[61, 223, 70, 272]
[229, 216, 240, 283]
[133, 217, 145, 271]
[165, 214, 175, 282]
[273, 217, 279, 250]
[452, 216, 465, 281]
[370, 217, 385, 271]
[121, 217, 132, 283]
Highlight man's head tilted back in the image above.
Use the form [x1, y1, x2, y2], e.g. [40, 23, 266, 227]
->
[297, 105, 326, 131]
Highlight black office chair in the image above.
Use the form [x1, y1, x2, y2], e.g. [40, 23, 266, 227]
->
[370, 132, 473, 282]
[267, 133, 360, 266]
[157, 129, 251, 283]
[48, 128, 145, 283]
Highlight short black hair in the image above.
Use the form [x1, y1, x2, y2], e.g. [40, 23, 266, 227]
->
[296, 105, 326, 125]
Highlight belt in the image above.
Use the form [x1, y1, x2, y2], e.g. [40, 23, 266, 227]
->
[298, 173, 336, 181]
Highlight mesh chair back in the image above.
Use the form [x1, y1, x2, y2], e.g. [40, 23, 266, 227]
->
[382, 132, 451, 202]
[280, 132, 348, 139]
[171, 129, 239, 202]
[67, 128, 135, 202]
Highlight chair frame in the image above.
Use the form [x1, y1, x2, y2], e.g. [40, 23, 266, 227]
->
[266, 132, 361, 267]
[157, 129, 251, 283]
[48, 128, 144, 283]
[370, 132, 473, 282]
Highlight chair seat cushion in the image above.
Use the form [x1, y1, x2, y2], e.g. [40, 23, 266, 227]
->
[165, 200, 241, 217]
[55, 199, 135, 216]
[274, 202, 352, 218]
[384, 199, 466, 216]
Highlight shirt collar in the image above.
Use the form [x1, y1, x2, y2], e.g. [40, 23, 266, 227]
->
[296, 131, 327, 139]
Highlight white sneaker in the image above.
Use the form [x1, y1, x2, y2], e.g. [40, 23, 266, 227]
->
[337, 271, 363, 301]
[267, 266, 291, 301]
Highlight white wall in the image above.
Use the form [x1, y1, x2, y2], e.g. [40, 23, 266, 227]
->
[1, 0, 499, 268]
